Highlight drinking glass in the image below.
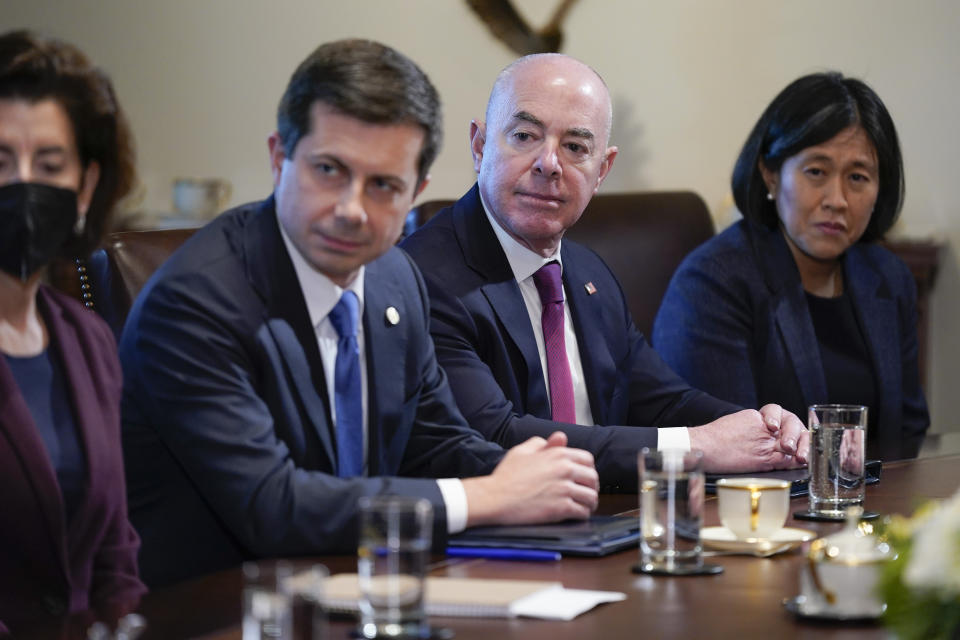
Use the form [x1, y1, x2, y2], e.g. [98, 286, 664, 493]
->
[808, 404, 867, 516]
[637, 448, 720, 575]
[243, 560, 293, 640]
[357, 496, 432, 638]
[291, 564, 328, 640]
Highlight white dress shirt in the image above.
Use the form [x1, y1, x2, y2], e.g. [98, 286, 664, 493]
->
[480, 195, 690, 451]
[278, 221, 469, 532]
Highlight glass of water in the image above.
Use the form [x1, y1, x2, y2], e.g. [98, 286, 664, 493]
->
[243, 560, 293, 640]
[808, 404, 868, 515]
[290, 564, 328, 640]
[357, 496, 433, 639]
[638, 448, 719, 575]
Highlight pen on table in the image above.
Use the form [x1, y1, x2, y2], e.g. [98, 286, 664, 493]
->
[446, 547, 561, 561]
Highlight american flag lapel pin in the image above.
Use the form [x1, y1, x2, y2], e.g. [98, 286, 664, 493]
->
[584, 282, 597, 295]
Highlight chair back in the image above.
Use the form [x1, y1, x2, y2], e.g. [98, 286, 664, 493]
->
[48, 228, 197, 338]
[406, 191, 714, 337]
[564, 191, 714, 337]
[97, 228, 198, 335]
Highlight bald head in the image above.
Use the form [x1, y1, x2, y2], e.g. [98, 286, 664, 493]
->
[485, 54, 613, 146]
[470, 53, 618, 257]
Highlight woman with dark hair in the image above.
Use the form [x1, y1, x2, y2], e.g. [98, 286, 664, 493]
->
[0, 30, 145, 634]
[653, 72, 929, 461]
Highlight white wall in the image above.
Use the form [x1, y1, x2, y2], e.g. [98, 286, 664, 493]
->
[7, 0, 960, 433]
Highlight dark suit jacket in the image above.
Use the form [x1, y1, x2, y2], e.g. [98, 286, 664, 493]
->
[652, 220, 930, 461]
[120, 198, 505, 587]
[0, 287, 144, 634]
[400, 185, 739, 489]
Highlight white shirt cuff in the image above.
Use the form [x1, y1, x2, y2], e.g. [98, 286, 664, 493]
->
[657, 426, 691, 452]
[436, 478, 469, 533]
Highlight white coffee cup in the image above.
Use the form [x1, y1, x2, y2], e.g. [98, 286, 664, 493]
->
[172, 178, 232, 219]
[716, 477, 790, 540]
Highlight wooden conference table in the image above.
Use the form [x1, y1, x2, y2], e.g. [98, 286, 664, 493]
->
[131, 455, 959, 640]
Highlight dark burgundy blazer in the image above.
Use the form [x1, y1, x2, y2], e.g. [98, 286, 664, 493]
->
[0, 286, 145, 635]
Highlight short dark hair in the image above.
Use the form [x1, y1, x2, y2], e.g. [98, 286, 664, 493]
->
[276, 39, 442, 186]
[0, 30, 136, 255]
[732, 72, 903, 242]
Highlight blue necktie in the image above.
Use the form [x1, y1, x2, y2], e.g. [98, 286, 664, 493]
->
[329, 291, 363, 478]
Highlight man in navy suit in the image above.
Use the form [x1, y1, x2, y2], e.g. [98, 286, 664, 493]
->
[401, 54, 810, 490]
[120, 40, 598, 587]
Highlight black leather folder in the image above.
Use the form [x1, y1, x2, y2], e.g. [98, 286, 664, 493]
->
[705, 459, 882, 497]
[448, 515, 639, 556]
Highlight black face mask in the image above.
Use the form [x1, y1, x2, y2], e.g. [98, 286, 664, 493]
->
[0, 182, 79, 281]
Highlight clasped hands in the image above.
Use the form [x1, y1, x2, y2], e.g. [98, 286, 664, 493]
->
[690, 404, 811, 473]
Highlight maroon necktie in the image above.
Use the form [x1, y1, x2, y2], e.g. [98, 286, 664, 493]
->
[533, 262, 576, 423]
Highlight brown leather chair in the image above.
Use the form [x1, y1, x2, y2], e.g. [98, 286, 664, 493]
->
[407, 190, 715, 337]
[48, 228, 197, 337]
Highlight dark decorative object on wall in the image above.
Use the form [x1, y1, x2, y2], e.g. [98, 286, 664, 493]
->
[466, 0, 580, 54]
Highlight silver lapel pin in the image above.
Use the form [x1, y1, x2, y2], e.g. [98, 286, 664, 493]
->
[385, 306, 400, 325]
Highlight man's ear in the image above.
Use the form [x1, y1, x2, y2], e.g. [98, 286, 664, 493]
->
[758, 160, 778, 198]
[413, 174, 431, 200]
[469, 120, 486, 174]
[268, 132, 286, 187]
[593, 146, 618, 194]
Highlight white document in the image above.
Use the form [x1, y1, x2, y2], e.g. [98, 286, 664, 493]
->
[510, 585, 627, 621]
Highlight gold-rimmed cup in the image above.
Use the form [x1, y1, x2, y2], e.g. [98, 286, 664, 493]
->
[716, 478, 791, 540]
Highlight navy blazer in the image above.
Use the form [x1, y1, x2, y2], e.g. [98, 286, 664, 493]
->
[653, 220, 930, 461]
[400, 185, 739, 489]
[120, 198, 505, 587]
[0, 287, 144, 634]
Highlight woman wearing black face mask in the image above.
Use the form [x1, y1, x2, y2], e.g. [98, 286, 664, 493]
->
[0, 31, 145, 635]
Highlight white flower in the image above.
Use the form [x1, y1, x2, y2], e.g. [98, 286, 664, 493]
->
[903, 488, 960, 595]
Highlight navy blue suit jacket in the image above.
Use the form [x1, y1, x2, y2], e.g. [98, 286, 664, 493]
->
[653, 220, 929, 461]
[120, 198, 504, 587]
[0, 287, 144, 633]
[400, 186, 739, 489]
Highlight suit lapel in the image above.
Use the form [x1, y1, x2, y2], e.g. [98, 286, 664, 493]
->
[846, 248, 900, 449]
[362, 258, 409, 475]
[752, 224, 827, 405]
[0, 295, 71, 581]
[243, 199, 336, 469]
[453, 187, 550, 419]
[480, 281, 550, 418]
[261, 318, 336, 470]
[41, 291, 105, 521]
[561, 245, 615, 425]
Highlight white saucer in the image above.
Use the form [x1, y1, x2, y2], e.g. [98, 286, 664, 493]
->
[782, 595, 884, 623]
[701, 526, 816, 555]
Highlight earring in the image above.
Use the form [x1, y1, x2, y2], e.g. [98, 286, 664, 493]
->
[766, 192, 775, 201]
[74, 216, 86, 235]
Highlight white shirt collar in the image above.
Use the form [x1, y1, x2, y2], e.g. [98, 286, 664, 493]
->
[277, 214, 365, 328]
[479, 188, 563, 282]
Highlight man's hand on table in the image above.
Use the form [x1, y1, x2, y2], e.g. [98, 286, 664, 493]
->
[462, 431, 599, 527]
